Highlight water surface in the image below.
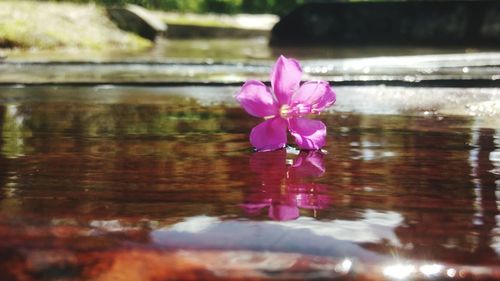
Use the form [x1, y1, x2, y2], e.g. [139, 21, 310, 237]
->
[0, 85, 498, 280]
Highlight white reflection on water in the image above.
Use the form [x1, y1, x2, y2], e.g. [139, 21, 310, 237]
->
[337, 258, 352, 273]
[2, 104, 25, 158]
[447, 268, 457, 278]
[151, 209, 403, 259]
[331, 86, 500, 118]
[469, 122, 500, 255]
[492, 130, 500, 255]
[167, 210, 402, 244]
[383, 264, 416, 280]
[419, 263, 444, 277]
[174, 251, 354, 279]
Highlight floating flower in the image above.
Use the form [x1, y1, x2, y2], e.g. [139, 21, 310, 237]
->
[236, 55, 336, 151]
[242, 150, 331, 221]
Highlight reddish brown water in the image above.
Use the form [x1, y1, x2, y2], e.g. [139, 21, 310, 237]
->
[0, 85, 499, 280]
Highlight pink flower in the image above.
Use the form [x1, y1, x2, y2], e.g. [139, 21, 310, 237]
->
[236, 55, 336, 151]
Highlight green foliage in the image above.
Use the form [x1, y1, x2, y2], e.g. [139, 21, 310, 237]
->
[161, 0, 204, 12]
[241, 0, 305, 15]
[34, 0, 305, 14]
[203, 0, 242, 14]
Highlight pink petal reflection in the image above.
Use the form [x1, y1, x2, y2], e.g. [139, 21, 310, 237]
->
[241, 150, 331, 221]
[287, 183, 331, 210]
[290, 151, 326, 178]
[269, 205, 300, 221]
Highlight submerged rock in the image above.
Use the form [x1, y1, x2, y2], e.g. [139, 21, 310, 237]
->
[107, 4, 167, 41]
[271, 1, 500, 46]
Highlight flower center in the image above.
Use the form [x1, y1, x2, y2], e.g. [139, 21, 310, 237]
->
[279, 105, 291, 118]
[278, 103, 314, 119]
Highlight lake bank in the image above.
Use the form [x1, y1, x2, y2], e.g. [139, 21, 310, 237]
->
[0, 0, 277, 54]
[0, 1, 152, 52]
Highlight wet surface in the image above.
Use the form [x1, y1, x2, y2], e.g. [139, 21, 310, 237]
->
[2, 52, 500, 85]
[0, 85, 499, 280]
[2, 37, 500, 87]
[3, 38, 500, 62]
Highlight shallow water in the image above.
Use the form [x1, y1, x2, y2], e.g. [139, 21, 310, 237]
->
[4, 38, 500, 62]
[0, 85, 498, 280]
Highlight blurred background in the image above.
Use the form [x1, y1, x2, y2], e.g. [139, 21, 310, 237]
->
[1, 0, 499, 62]
[63, 0, 306, 14]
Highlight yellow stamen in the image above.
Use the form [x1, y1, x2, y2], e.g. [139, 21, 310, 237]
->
[279, 105, 291, 118]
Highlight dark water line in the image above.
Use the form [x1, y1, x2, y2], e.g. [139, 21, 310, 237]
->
[1, 60, 499, 68]
[1, 79, 500, 88]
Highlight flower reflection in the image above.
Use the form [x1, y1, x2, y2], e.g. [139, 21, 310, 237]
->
[241, 149, 331, 221]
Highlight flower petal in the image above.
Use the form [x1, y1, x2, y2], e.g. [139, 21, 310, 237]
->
[288, 118, 326, 150]
[236, 80, 279, 118]
[269, 204, 299, 221]
[250, 118, 288, 151]
[294, 80, 336, 112]
[241, 203, 270, 216]
[271, 55, 302, 105]
[290, 151, 325, 178]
